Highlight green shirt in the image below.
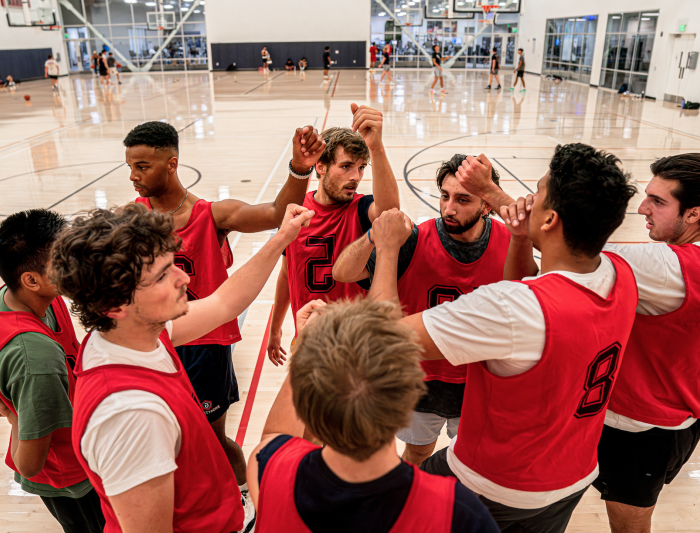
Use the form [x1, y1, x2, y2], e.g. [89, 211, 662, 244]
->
[0, 287, 92, 498]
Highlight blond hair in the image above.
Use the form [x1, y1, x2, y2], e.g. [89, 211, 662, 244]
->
[290, 298, 426, 461]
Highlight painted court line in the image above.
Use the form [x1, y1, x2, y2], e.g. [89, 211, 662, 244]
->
[235, 306, 274, 446]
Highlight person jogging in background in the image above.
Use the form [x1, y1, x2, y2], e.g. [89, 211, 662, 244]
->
[107, 52, 121, 85]
[44, 54, 59, 91]
[430, 44, 451, 95]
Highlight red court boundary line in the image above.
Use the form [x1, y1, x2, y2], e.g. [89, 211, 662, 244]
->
[235, 305, 274, 446]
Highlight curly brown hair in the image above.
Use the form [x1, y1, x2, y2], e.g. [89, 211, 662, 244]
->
[317, 127, 371, 177]
[50, 204, 181, 332]
[290, 298, 426, 461]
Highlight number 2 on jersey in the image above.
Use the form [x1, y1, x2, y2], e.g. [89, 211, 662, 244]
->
[575, 342, 621, 419]
[305, 235, 336, 293]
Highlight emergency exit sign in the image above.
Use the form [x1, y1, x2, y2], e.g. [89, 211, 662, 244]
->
[680, 24, 687, 32]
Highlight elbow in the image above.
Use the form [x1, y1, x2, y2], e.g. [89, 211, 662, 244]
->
[16, 458, 46, 479]
[332, 264, 348, 283]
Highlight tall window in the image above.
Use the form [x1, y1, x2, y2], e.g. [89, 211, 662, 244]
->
[542, 15, 597, 84]
[599, 11, 657, 94]
[59, 0, 208, 73]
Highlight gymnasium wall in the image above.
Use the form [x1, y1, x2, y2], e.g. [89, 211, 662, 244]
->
[517, 0, 700, 100]
[205, 0, 371, 70]
[0, 0, 67, 80]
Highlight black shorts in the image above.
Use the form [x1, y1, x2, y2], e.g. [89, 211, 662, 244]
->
[593, 421, 700, 507]
[421, 448, 587, 533]
[415, 381, 465, 418]
[516, 70, 524, 77]
[49, 75, 58, 80]
[176, 343, 240, 423]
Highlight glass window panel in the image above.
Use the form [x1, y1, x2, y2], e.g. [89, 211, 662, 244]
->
[614, 71, 630, 91]
[130, 2, 151, 24]
[183, 21, 206, 35]
[639, 13, 658, 33]
[545, 34, 555, 60]
[546, 19, 556, 34]
[621, 12, 639, 34]
[603, 35, 619, 69]
[84, 0, 109, 24]
[574, 19, 585, 33]
[551, 35, 562, 61]
[571, 34, 583, 64]
[554, 18, 564, 33]
[600, 69, 615, 88]
[186, 7, 204, 23]
[569, 64, 580, 81]
[60, 0, 84, 26]
[564, 19, 575, 33]
[586, 16, 598, 34]
[91, 24, 111, 40]
[561, 34, 573, 62]
[106, 0, 133, 24]
[108, 25, 132, 38]
[630, 73, 648, 94]
[616, 33, 635, 70]
[607, 14, 621, 33]
[634, 34, 654, 72]
[582, 34, 595, 66]
[580, 67, 592, 84]
[558, 63, 569, 72]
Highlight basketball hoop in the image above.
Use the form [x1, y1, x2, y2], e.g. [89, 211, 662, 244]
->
[41, 24, 61, 31]
[479, 4, 498, 25]
[158, 26, 164, 30]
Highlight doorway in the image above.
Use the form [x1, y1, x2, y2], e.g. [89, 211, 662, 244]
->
[664, 34, 696, 103]
[64, 27, 92, 72]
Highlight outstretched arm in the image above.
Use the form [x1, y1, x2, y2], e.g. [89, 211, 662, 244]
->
[211, 127, 326, 234]
[332, 231, 374, 283]
[171, 205, 314, 346]
[350, 105, 400, 221]
[267, 257, 291, 366]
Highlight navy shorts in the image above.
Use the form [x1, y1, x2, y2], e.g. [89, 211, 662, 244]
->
[175, 343, 240, 423]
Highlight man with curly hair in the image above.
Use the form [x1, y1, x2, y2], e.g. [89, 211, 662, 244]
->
[0, 209, 105, 533]
[51, 202, 313, 533]
[332, 154, 513, 468]
[124, 118, 324, 514]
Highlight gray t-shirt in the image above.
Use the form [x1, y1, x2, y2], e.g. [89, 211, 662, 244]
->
[517, 54, 525, 71]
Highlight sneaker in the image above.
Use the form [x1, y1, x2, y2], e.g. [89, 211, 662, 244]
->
[508, 87, 515, 91]
[520, 89, 527, 93]
[496, 85, 502, 90]
[118, 81, 122, 85]
[441, 88, 447, 93]
[429, 89, 436, 94]
[485, 85, 491, 89]
[239, 488, 256, 533]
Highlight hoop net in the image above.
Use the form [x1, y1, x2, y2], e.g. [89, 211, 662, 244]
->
[480, 4, 498, 25]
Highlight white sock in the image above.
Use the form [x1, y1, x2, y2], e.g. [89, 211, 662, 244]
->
[239, 482, 249, 493]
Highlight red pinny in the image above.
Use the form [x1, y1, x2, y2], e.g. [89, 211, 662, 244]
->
[398, 218, 510, 383]
[256, 437, 455, 532]
[0, 294, 86, 488]
[135, 197, 241, 345]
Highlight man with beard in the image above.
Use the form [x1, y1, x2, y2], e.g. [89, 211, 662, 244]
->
[266, 104, 400, 366]
[333, 154, 513, 467]
[124, 120, 324, 526]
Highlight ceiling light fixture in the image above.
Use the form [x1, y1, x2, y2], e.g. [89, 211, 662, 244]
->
[163, 4, 173, 8]
[378, 11, 386, 16]
[641, 12, 657, 16]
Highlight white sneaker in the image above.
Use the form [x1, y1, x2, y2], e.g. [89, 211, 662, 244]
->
[239, 488, 256, 533]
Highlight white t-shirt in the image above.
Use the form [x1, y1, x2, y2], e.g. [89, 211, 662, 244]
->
[80, 322, 181, 497]
[45, 59, 59, 76]
[602, 242, 700, 433]
[422, 255, 617, 509]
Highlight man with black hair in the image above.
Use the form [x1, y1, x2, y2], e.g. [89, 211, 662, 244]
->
[0, 209, 105, 533]
[588, 153, 700, 533]
[323, 46, 331, 80]
[44, 54, 59, 91]
[370, 145, 639, 533]
[509, 48, 525, 92]
[333, 154, 513, 467]
[485, 47, 501, 90]
[124, 119, 325, 524]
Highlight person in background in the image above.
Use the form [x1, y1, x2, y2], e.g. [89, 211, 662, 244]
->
[261, 46, 271, 72]
[510, 48, 525, 93]
[430, 44, 451, 95]
[91, 51, 99, 76]
[369, 42, 378, 71]
[379, 44, 392, 84]
[323, 46, 332, 80]
[107, 52, 121, 85]
[98, 51, 110, 87]
[298, 57, 307, 71]
[44, 54, 59, 92]
[485, 46, 501, 90]
[285, 58, 295, 71]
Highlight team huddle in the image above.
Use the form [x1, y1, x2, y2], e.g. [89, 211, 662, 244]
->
[0, 103, 698, 533]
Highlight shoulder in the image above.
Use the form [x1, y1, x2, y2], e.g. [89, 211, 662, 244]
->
[3, 331, 67, 377]
[452, 483, 500, 533]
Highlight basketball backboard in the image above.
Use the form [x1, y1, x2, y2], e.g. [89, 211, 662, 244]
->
[2, 0, 57, 27]
[395, 5, 423, 26]
[453, 0, 520, 13]
[147, 11, 176, 30]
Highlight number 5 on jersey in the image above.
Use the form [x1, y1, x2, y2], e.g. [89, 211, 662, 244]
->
[304, 235, 336, 293]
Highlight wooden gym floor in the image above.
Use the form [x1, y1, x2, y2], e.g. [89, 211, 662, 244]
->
[0, 68, 699, 531]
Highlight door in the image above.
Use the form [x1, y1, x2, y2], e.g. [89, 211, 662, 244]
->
[64, 27, 92, 73]
[494, 35, 503, 67]
[504, 35, 516, 67]
[664, 34, 696, 103]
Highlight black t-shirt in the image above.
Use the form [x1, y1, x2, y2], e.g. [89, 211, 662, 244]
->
[323, 51, 331, 67]
[432, 51, 442, 67]
[491, 53, 499, 69]
[107, 56, 115, 68]
[257, 435, 500, 533]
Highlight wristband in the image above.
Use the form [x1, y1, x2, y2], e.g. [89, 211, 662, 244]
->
[367, 228, 374, 245]
[289, 160, 314, 179]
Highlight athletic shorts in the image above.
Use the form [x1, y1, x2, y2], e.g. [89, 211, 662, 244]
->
[383, 64, 391, 72]
[492, 69, 499, 75]
[397, 411, 460, 445]
[109, 67, 117, 75]
[516, 70, 524, 77]
[421, 448, 587, 533]
[49, 75, 58, 80]
[175, 343, 240, 423]
[593, 421, 700, 507]
[433, 66, 442, 77]
[370, 56, 377, 63]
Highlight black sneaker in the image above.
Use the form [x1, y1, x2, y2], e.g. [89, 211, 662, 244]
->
[485, 85, 491, 89]
[496, 85, 502, 90]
